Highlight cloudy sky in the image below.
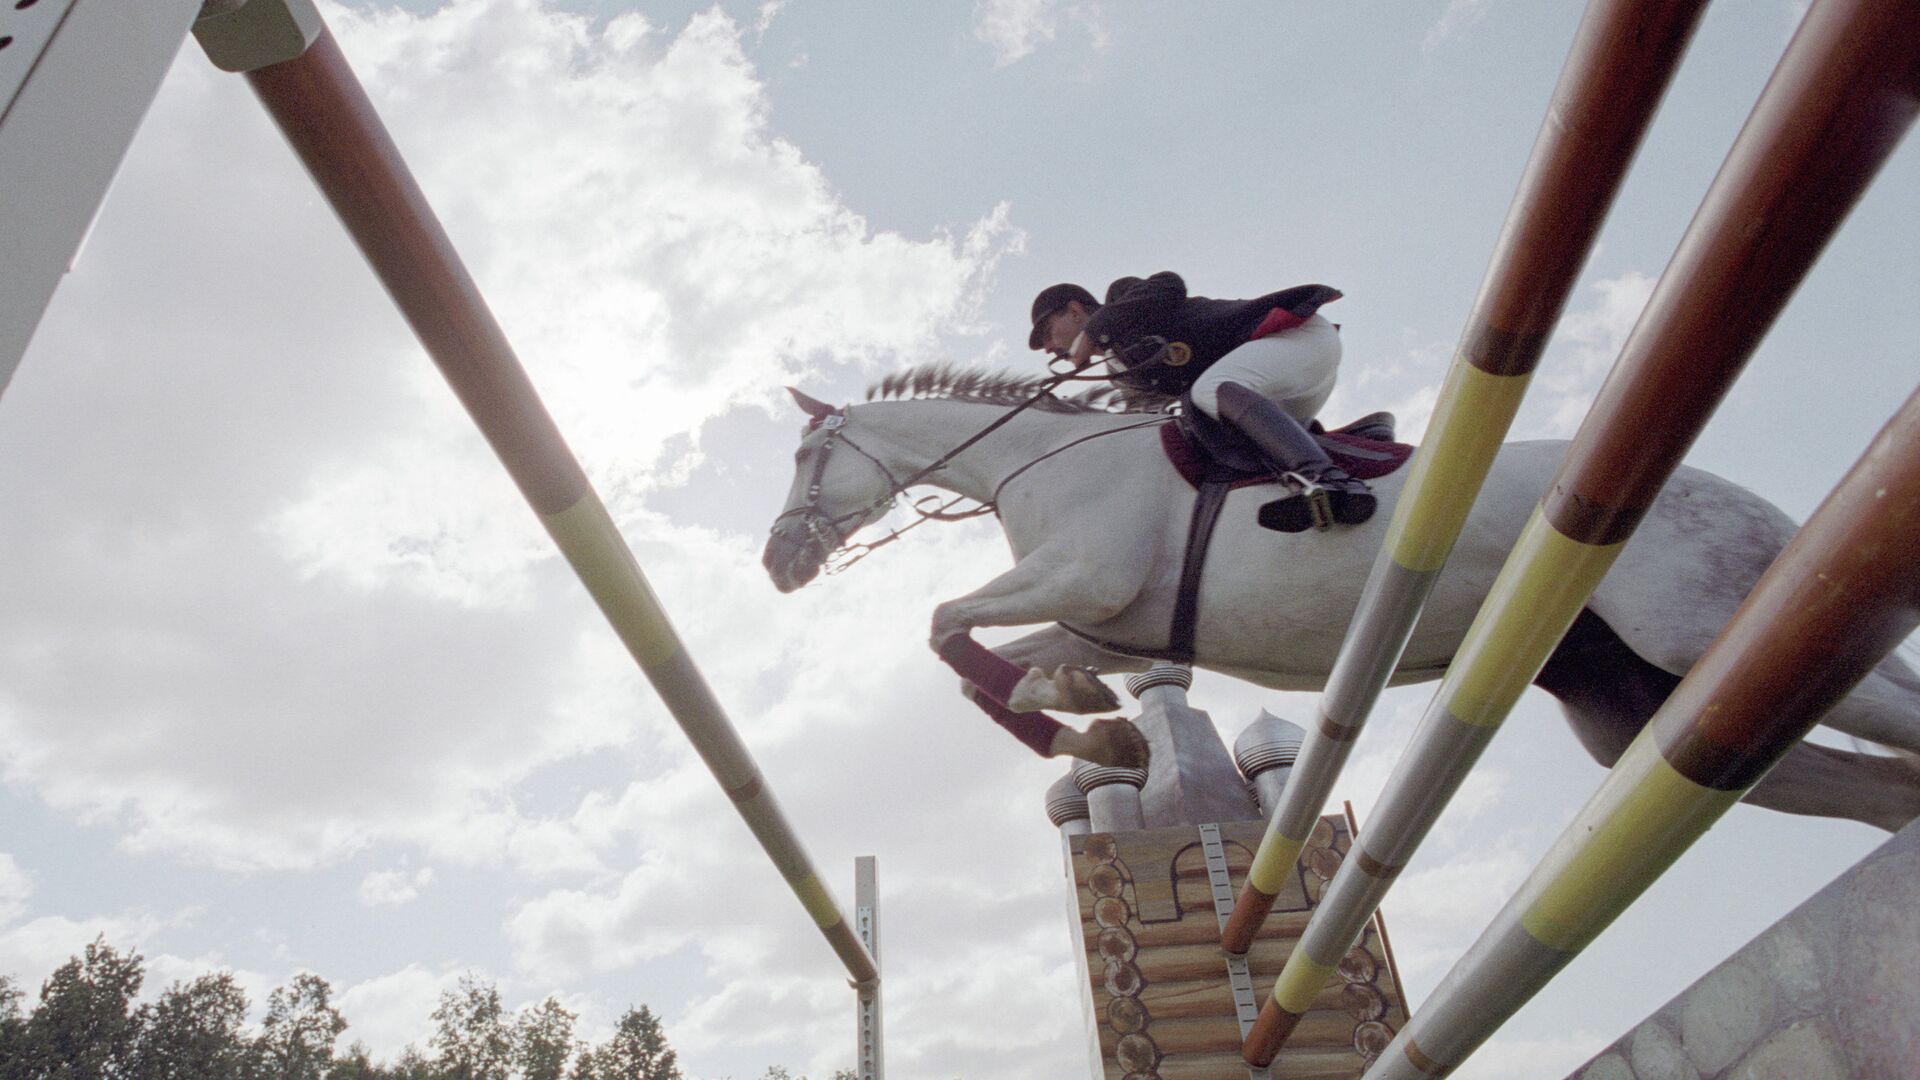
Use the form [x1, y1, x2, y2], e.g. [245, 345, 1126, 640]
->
[3, 1, 1917, 1077]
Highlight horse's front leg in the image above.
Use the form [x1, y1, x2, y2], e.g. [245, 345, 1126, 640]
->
[938, 627, 1151, 768]
[990, 625, 1152, 713]
[929, 545, 1147, 649]
[992, 625, 1155, 679]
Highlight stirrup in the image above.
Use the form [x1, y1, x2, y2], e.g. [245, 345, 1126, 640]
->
[1285, 472, 1335, 531]
[1260, 473, 1374, 533]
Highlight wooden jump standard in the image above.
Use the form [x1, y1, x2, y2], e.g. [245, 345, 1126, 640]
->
[226, 13, 880, 991]
[1245, 0, 1920, 1064]
[1222, 0, 1710, 955]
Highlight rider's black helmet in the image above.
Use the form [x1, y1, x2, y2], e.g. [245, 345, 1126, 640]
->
[1028, 283, 1100, 350]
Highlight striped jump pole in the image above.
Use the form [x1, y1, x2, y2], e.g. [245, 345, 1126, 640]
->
[1367, 386, 1920, 1079]
[1244, 0, 1919, 1062]
[210, 10, 879, 989]
[1224, 0, 1710, 954]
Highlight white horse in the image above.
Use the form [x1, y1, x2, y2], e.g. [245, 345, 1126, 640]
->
[762, 368, 1920, 831]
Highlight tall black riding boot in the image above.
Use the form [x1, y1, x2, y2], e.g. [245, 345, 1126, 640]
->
[1215, 382, 1376, 533]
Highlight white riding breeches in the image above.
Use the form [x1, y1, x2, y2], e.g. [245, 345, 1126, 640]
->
[1186, 314, 1341, 422]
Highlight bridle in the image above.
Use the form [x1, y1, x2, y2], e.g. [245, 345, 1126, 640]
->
[770, 359, 1164, 576]
[770, 410, 944, 575]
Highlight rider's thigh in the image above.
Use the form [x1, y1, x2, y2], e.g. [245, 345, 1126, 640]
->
[1189, 314, 1342, 420]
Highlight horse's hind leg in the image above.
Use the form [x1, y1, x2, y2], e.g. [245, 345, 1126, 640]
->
[1813, 650, 1920, 756]
[1535, 610, 1920, 831]
[1740, 741, 1920, 832]
[1591, 466, 1920, 755]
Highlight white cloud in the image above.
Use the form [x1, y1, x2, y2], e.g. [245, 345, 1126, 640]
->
[1381, 836, 1532, 977]
[0, 0, 1016, 876]
[358, 867, 436, 907]
[1518, 270, 1656, 439]
[973, 0, 1108, 67]
[336, 964, 464, 1061]
[0, 913, 169, 996]
[0, 856, 28, 925]
[1425, 0, 1494, 57]
[753, 0, 786, 38]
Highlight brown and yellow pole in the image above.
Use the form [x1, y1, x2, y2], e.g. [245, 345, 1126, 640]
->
[208, 8, 878, 988]
[1368, 386, 1920, 1078]
[1226, 0, 1710, 955]
[1245, 0, 1919, 1063]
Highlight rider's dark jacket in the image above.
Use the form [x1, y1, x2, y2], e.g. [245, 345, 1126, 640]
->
[1083, 271, 1341, 395]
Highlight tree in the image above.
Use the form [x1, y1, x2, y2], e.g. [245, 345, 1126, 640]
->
[430, 974, 513, 1080]
[324, 1041, 387, 1080]
[572, 1006, 680, 1080]
[15, 937, 145, 1079]
[259, 972, 350, 1079]
[127, 972, 252, 1079]
[387, 1045, 441, 1080]
[512, 997, 577, 1080]
[0, 976, 25, 1070]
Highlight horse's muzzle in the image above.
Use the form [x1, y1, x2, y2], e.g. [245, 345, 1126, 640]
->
[762, 528, 821, 593]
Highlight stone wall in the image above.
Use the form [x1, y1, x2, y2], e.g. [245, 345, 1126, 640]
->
[1567, 818, 1920, 1079]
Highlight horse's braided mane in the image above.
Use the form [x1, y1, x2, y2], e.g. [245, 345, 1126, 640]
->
[863, 362, 1168, 414]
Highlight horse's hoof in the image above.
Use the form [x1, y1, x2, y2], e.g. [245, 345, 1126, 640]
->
[1084, 717, 1150, 770]
[1009, 665, 1120, 714]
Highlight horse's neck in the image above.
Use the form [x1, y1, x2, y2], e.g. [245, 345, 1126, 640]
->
[856, 400, 1114, 503]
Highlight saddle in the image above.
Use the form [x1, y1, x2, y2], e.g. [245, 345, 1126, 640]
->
[1073, 402, 1413, 665]
[1163, 403, 1413, 489]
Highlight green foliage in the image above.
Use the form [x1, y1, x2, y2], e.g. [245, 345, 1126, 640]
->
[0, 940, 696, 1080]
[572, 1006, 680, 1080]
[128, 972, 252, 1080]
[15, 937, 145, 1079]
[324, 1041, 386, 1079]
[511, 997, 576, 1080]
[0, 977, 26, 1073]
[260, 972, 349, 1080]
[429, 974, 514, 1080]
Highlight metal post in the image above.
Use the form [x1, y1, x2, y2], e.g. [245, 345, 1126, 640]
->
[1368, 385, 1920, 1078]
[855, 856, 883, 1080]
[210, 4, 878, 987]
[1244, 0, 1920, 1061]
[1224, 0, 1711, 955]
[0, 0, 204, 395]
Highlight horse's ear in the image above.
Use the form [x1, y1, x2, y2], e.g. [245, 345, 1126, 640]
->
[787, 387, 835, 421]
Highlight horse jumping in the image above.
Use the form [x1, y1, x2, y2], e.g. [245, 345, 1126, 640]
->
[763, 370, 1920, 831]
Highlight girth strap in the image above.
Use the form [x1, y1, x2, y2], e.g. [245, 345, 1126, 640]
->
[1169, 478, 1231, 662]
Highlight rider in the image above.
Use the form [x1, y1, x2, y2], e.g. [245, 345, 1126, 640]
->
[1028, 272, 1374, 531]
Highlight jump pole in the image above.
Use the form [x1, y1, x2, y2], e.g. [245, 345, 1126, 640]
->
[195, 2, 880, 991]
[1368, 385, 1920, 1078]
[1243, 0, 1920, 1062]
[1224, 0, 1710, 952]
